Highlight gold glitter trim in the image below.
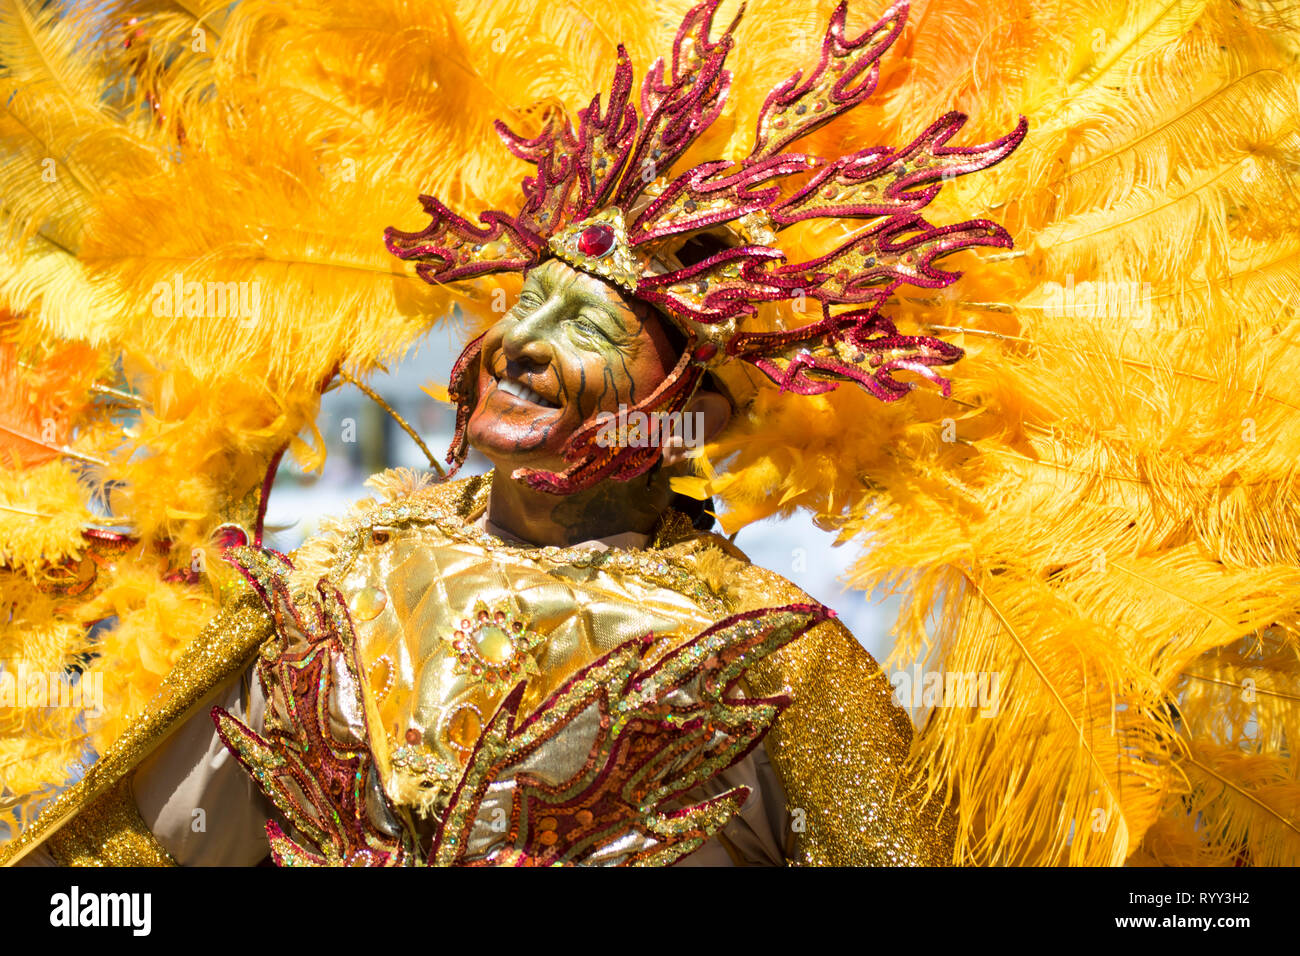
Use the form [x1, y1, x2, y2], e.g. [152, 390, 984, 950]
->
[717, 559, 958, 866]
[289, 471, 731, 619]
[46, 776, 176, 867]
[0, 595, 274, 866]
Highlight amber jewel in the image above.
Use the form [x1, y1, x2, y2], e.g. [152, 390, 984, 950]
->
[352, 586, 388, 621]
[445, 705, 483, 752]
[448, 601, 546, 686]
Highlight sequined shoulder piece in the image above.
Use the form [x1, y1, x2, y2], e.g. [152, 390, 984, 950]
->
[678, 545, 958, 865]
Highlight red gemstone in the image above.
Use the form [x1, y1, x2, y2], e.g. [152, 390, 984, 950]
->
[576, 224, 615, 258]
[692, 342, 718, 362]
[213, 524, 249, 550]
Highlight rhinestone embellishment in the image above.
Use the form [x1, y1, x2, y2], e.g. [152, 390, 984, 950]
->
[447, 601, 546, 686]
[576, 223, 615, 258]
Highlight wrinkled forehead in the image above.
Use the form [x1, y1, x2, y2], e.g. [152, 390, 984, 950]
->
[524, 257, 617, 297]
[523, 257, 740, 402]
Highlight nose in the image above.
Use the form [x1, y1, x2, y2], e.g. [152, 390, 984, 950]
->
[501, 305, 554, 371]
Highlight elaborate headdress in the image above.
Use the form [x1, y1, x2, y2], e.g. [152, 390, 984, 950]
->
[384, 0, 1024, 494]
[385, 0, 1026, 493]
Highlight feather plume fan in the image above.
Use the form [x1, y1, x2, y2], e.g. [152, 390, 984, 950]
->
[1, 0, 1298, 868]
[0, 0, 630, 835]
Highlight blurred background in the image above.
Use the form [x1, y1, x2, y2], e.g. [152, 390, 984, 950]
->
[263, 323, 902, 664]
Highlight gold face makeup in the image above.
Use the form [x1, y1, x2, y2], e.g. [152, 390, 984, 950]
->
[467, 258, 679, 475]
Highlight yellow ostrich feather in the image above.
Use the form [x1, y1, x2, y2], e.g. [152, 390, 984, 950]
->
[0, 584, 97, 834]
[76, 563, 220, 750]
[0, 0, 511, 818]
[0, 463, 92, 573]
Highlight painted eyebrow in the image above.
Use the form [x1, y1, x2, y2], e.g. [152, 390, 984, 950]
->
[519, 262, 636, 342]
[542, 265, 632, 335]
[522, 269, 548, 294]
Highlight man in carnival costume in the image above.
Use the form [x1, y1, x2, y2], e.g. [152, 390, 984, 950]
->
[3, 0, 1297, 868]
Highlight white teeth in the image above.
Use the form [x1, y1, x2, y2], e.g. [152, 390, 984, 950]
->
[496, 378, 557, 409]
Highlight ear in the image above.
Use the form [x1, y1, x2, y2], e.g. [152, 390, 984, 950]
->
[448, 333, 486, 405]
[660, 389, 731, 467]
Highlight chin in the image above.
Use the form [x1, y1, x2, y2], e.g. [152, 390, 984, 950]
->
[466, 414, 569, 476]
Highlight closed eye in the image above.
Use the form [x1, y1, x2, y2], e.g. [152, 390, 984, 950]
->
[574, 317, 610, 340]
[576, 309, 635, 347]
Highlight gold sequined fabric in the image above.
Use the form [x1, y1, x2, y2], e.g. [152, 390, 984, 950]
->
[688, 554, 958, 865]
[0, 596, 274, 866]
[226, 506, 831, 865]
[46, 776, 176, 867]
[323, 490, 730, 801]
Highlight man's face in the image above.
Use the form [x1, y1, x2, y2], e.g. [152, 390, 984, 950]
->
[467, 258, 680, 473]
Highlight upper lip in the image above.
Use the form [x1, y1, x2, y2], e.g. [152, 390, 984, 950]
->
[493, 370, 560, 409]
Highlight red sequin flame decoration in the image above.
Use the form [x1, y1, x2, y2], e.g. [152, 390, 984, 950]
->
[386, 0, 1026, 481]
[213, 548, 413, 867]
[433, 603, 831, 866]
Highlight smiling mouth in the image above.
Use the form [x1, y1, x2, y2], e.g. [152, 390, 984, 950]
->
[494, 375, 560, 409]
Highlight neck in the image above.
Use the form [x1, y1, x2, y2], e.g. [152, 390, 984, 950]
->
[485, 465, 670, 547]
